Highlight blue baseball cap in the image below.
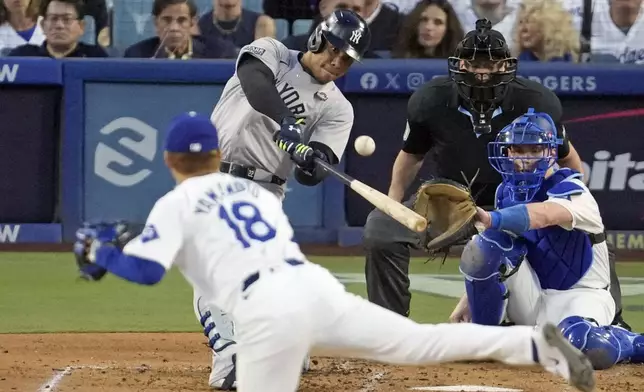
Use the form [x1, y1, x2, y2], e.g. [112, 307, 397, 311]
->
[164, 111, 219, 153]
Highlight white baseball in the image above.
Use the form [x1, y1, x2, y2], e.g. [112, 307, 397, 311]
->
[354, 135, 376, 156]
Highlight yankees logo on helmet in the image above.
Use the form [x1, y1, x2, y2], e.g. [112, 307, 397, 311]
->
[307, 9, 371, 61]
[350, 30, 362, 44]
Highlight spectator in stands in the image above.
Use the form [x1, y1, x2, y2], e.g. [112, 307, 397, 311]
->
[263, 0, 319, 23]
[511, 0, 579, 62]
[84, 0, 109, 46]
[588, 0, 644, 64]
[0, 0, 45, 55]
[196, 0, 275, 49]
[124, 0, 237, 59]
[451, 0, 516, 50]
[320, 0, 365, 17]
[362, 0, 403, 50]
[8, 0, 107, 57]
[384, 0, 422, 14]
[392, 0, 463, 58]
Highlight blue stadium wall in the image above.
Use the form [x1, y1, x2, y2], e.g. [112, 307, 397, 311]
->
[1, 58, 644, 249]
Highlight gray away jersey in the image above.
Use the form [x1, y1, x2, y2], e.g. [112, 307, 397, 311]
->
[211, 37, 354, 198]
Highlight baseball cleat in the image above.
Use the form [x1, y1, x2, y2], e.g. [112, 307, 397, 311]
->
[210, 378, 237, 390]
[536, 323, 595, 392]
[208, 353, 309, 390]
[209, 353, 237, 390]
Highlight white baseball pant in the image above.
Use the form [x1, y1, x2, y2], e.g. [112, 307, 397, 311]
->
[505, 257, 616, 327]
[229, 262, 542, 392]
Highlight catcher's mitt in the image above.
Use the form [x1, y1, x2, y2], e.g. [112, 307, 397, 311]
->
[412, 178, 480, 253]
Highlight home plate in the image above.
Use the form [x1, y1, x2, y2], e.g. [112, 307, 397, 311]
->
[410, 386, 522, 392]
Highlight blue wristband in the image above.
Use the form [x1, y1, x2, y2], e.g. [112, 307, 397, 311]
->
[489, 204, 530, 236]
[489, 210, 501, 229]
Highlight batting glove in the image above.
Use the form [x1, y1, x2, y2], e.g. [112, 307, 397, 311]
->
[275, 139, 321, 168]
[275, 117, 305, 144]
[297, 148, 328, 173]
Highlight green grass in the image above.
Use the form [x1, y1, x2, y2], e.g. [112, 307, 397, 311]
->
[1, 253, 643, 333]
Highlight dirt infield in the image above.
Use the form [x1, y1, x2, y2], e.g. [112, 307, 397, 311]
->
[1, 333, 642, 392]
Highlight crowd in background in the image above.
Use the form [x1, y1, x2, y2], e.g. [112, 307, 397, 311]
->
[0, 0, 641, 63]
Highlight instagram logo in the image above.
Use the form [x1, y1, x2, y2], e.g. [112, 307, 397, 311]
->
[407, 73, 425, 90]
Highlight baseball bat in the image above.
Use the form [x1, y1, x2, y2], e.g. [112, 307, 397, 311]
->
[314, 158, 428, 233]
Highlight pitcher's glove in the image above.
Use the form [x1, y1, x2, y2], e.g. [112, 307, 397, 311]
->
[412, 178, 479, 254]
[73, 221, 135, 281]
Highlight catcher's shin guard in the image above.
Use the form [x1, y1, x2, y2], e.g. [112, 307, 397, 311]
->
[559, 316, 644, 370]
[459, 230, 524, 325]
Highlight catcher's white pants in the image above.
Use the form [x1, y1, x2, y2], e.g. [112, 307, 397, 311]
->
[228, 262, 540, 392]
[505, 257, 616, 327]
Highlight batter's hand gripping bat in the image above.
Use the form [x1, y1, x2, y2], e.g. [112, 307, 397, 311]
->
[273, 133, 428, 233]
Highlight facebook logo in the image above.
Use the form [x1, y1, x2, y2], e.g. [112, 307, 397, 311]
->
[359, 72, 378, 90]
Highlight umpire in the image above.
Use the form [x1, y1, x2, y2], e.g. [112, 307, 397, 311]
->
[362, 19, 631, 330]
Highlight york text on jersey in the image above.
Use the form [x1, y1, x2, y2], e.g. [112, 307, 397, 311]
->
[278, 82, 306, 118]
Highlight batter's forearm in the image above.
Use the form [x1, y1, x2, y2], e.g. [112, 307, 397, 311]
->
[237, 56, 294, 124]
[388, 151, 424, 202]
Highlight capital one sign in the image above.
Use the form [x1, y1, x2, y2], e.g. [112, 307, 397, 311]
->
[94, 117, 158, 187]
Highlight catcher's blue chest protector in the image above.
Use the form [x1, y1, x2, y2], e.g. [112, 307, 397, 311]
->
[496, 168, 594, 291]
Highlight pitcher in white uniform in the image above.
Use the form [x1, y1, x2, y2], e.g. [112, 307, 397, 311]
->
[196, 8, 373, 388]
[73, 112, 596, 392]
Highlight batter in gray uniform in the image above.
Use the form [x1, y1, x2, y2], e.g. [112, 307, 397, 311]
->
[213, 37, 351, 199]
[194, 9, 372, 390]
[212, 13, 370, 200]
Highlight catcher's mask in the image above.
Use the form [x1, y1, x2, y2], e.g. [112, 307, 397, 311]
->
[448, 18, 517, 135]
[487, 108, 563, 203]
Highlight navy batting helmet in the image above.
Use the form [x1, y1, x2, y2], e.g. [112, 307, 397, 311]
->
[307, 9, 371, 61]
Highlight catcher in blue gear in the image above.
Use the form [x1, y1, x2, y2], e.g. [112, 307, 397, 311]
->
[448, 108, 644, 370]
